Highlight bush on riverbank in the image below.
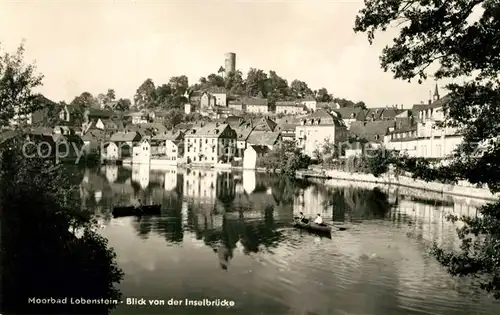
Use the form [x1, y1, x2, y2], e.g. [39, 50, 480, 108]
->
[257, 141, 311, 176]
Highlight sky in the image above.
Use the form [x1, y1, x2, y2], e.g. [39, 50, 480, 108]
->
[1, 0, 444, 108]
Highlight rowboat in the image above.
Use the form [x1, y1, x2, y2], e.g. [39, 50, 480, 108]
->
[112, 204, 162, 218]
[293, 219, 332, 236]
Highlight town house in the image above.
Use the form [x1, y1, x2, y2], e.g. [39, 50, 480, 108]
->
[151, 129, 185, 164]
[132, 137, 151, 164]
[276, 101, 305, 115]
[384, 126, 419, 156]
[208, 87, 227, 107]
[108, 131, 142, 159]
[246, 117, 281, 150]
[275, 115, 299, 142]
[244, 97, 269, 114]
[125, 111, 149, 124]
[333, 107, 364, 129]
[228, 99, 244, 112]
[200, 92, 217, 110]
[295, 109, 348, 158]
[184, 122, 237, 164]
[233, 121, 254, 158]
[389, 92, 463, 159]
[300, 95, 317, 112]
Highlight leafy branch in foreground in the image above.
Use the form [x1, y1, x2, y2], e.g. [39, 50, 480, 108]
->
[355, 0, 500, 298]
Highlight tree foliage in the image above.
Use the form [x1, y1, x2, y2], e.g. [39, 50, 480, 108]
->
[257, 141, 311, 176]
[1, 138, 124, 314]
[0, 44, 123, 314]
[0, 42, 44, 127]
[355, 0, 500, 298]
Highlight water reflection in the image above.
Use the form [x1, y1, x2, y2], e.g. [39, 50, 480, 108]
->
[79, 166, 500, 315]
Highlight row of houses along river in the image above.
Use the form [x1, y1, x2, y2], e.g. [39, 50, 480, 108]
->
[77, 164, 500, 315]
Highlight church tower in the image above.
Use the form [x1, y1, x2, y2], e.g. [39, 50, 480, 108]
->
[433, 83, 440, 101]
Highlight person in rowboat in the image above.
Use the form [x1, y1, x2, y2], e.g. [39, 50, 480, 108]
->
[134, 198, 144, 214]
[313, 213, 324, 225]
[298, 212, 308, 223]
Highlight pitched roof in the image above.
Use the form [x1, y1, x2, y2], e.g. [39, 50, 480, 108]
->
[378, 107, 405, 119]
[184, 123, 232, 138]
[125, 123, 166, 135]
[207, 87, 227, 94]
[81, 130, 106, 141]
[388, 124, 417, 135]
[234, 124, 255, 141]
[349, 120, 396, 142]
[31, 127, 53, 136]
[252, 117, 277, 132]
[299, 109, 345, 126]
[276, 101, 300, 106]
[87, 108, 114, 118]
[276, 115, 300, 125]
[176, 123, 194, 131]
[302, 95, 316, 102]
[317, 102, 338, 109]
[152, 129, 184, 141]
[247, 131, 281, 146]
[101, 119, 123, 130]
[333, 107, 364, 119]
[244, 97, 268, 106]
[109, 131, 141, 142]
[276, 123, 296, 132]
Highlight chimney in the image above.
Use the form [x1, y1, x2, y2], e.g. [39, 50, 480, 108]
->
[400, 104, 403, 110]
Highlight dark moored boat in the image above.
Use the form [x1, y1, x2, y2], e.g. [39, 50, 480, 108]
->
[293, 219, 332, 236]
[112, 205, 161, 218]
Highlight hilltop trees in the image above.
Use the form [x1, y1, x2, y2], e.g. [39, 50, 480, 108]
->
[68, 65, 367, 115]
[355, 0, 500, 298]
[132, 77, 189, 111]
[290, 79, 312, 99]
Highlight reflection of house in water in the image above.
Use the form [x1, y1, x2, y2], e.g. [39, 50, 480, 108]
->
[105, 165, 118, 183]
[242, 170, 256, 194]
[163, 167, 178, 191]
[184, 170, 232, 233]
[294, 186, 330, 217]
[181, 201, 188, 225]
[216, 171, 236, 205]
[183, 169, 218, 205]
[94, 190, 102, 203]
[132, 164, 150, 190]
[396, 196, 477, 251]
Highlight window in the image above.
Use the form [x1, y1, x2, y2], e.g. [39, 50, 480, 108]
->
[212, 157, 214, 161]
[205, 139, 208, 144]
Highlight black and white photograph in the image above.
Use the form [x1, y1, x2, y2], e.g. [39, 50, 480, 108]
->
[1, 1, 500, 314]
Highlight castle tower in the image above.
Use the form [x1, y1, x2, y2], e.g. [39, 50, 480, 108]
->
[224, 52, 236, 77]
[433, 83, 440, 101]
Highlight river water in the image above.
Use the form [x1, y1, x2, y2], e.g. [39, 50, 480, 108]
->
[80, 165, 500, 315]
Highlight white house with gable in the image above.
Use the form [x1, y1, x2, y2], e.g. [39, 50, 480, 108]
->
[132, 137, 151, 164]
